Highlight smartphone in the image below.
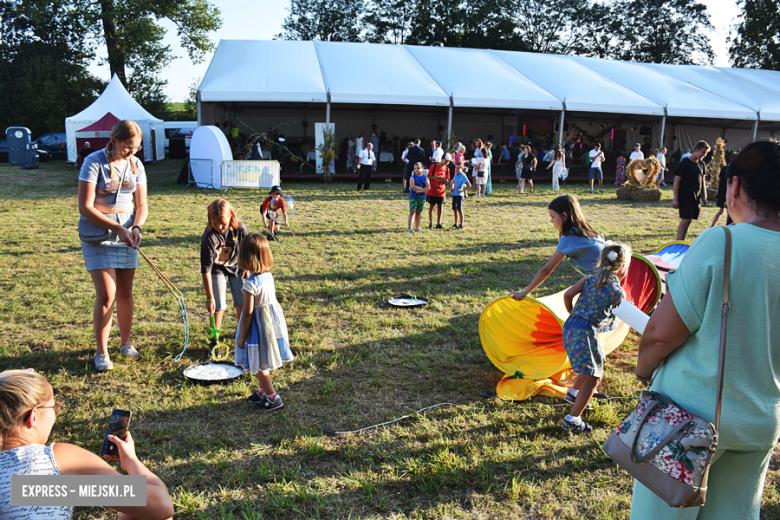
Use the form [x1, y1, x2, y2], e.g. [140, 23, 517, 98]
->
[100, 409, 131, 457]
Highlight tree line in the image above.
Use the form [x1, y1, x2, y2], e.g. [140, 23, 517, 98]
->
[0, 0, 777, 139]
[0, 0, 219, 138]
[280, 0, 779, 69]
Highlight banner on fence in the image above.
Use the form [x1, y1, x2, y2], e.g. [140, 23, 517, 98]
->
[221, 160, 281, 190]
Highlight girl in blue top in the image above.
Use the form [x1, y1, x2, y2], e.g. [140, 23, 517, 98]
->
[511, 194, 608, 404]
[511, 194, 606, 302]
[561, 242, 631, 433]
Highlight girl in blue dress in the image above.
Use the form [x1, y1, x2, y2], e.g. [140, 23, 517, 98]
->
[235, 234, 294, 411]
[561, 242, 631, 433]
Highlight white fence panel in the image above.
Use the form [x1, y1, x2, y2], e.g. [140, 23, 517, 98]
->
[221, 160, 281, 190]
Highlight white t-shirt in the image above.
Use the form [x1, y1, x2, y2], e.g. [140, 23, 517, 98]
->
[629, 151, 644, 163]
[432, 148, 444, 162]
[657, 152, 666, 169]
[681, 152, 691, 160]
[358, 149, 374, 165]
[589, 149, 604, 169]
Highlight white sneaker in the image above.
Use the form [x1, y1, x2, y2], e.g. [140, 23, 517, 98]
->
[95, 354, 114, 372]
[119, 343, 139, 359]
[562, 415, 593, 433]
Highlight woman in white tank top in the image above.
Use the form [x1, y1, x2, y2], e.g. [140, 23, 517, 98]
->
[0, 370, 173, 519]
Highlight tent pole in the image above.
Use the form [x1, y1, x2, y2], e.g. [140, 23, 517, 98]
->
[752, 112, 759, 141]
[326, 100, 331, 127]
[658, 105, 667, 149]
[447, 96, 453, 138]
[659, 116, 666, 149]
[557, 108, 565, 145]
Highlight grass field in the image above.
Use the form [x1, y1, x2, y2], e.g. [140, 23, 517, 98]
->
[0, 159, 777, 519]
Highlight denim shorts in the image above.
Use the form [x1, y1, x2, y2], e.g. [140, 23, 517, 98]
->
[589, 167, 603, 180]
[211, 273, 244, 311]
[81, 212, 139, 271]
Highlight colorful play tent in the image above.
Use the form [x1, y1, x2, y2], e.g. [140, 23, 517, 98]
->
[648, 242, 690, 269]
[74, 112, 120, 156]
[65, 74, 164, 163]
[480, 254, 662, 401]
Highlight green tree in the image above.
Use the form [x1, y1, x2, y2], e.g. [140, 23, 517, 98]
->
[0, 1, 102, 135]
[86, 0, 221, 103]
[508, 0, 588, 54]
[729, 0, 780, 69]
[0, 42, 103, 135]
[278, 0, 364, 41]
[364, 0, 417, 44]
[610, 0, 714, 64]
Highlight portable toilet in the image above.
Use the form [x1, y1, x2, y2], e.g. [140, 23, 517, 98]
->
[5, 127, 32, 166]
[22, 142, 39, 170]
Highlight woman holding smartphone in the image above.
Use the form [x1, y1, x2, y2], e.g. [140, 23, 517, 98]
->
[0, 369, 174, 519]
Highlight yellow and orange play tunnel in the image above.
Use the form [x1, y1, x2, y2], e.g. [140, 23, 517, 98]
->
[480, 254, 663, 401]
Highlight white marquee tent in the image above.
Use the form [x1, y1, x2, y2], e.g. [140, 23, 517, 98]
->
[66, 74, 165, 163]
[198, 40, 780, 153]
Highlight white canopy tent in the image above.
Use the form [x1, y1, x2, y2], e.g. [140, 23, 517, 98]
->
[198, 40, 780, 156]
[650, 64, 780, 123]
[198, 40, 327, 106]
[66, 74, 164, 163]
[719, 67, 780, 95]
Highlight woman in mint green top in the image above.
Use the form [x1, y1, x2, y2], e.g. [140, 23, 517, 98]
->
[632, 140, 780, 519]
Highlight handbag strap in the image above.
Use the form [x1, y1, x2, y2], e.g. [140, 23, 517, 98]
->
[108, 157, 138, 208]
[714, 226, 732, 431]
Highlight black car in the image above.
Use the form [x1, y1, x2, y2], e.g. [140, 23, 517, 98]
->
[33, 132, 67, 158]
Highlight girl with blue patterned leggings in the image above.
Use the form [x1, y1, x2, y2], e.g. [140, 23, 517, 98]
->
[561, 242, 632, 433]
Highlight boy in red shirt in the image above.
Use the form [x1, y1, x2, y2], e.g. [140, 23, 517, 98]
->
[260, 185, 288, 238]
[427, 153, 451, 229]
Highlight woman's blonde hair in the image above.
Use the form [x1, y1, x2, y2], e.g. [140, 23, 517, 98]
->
[237, 233, 273, 274]
[595, 242, 632, 289]
[0, 370, 51, 446]
[207, 199, 241, 231]
[106, 120, 143, 152]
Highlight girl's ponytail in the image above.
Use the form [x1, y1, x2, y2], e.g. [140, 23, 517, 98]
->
[595, 242, 632, 288]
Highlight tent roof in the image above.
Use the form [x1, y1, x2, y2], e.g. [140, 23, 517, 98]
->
[717, 67, 780, 95]
[199, 40, 327, 103]
[198, 40, 780, 123]
[404, 45, 561, 110]
[68, 75, 163, 123]
[576, 57, 758, 120]
[649, 64, 780, 122]
[77, 112, 120, 132]
[492, 51, 662, 116]
[313, 41, 449, 106]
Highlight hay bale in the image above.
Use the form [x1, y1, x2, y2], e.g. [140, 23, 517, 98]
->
[633, 188, 662, 202]
[707, 187, 717, 201]
[615, 184, 661, 202]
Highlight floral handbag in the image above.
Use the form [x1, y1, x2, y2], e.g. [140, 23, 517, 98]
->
[603, 227, 731, 508]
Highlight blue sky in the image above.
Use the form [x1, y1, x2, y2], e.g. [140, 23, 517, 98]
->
[88, 0, 739, 103]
